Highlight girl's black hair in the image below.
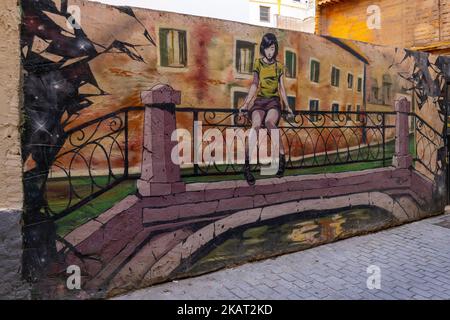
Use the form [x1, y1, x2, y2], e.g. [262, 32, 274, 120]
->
[259, 33, 278, 60]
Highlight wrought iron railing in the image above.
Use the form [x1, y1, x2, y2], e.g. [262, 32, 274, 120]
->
[44, 104, 446, 220]
[45, 106, 143, 220]
[411, 113, 446, 176]
[175, 108, 397, 178]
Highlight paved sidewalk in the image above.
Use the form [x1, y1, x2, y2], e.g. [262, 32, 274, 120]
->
[114, 213, 450, 300]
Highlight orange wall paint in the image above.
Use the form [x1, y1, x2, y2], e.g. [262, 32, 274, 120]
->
[318, 0, 450, 53]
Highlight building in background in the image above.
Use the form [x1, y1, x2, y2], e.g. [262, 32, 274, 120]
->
[315, 0, 450, 55]
[91, 0, 315, 32]
[249, 0, 315, 32]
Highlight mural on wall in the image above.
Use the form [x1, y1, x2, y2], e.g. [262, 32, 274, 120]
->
[19, 0, 449, 299]
[20, 0, 154, 282]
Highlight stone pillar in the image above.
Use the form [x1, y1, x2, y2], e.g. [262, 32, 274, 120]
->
[137, 85, 186, 197]
[392, 98, 413, 169]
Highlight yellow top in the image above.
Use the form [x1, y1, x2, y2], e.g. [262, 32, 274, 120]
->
[253, 58, 284, 98]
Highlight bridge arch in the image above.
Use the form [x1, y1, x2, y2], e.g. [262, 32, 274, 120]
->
[141, 191, 425, 286]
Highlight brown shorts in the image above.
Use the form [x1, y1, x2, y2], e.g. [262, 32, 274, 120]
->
[248, 96, 282, 124]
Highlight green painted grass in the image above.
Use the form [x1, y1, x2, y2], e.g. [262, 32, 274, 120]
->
[48, 135, 416, 236]
[48, 178, 137, 237]
[181, 135, 416, 183]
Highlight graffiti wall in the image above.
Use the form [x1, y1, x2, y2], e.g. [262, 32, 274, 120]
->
[20, 0, 449, 299]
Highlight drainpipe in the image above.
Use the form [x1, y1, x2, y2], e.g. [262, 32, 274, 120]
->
[278, 0, 281, 15]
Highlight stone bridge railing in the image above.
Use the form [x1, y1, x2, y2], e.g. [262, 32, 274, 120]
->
[56, 85, 443, 298]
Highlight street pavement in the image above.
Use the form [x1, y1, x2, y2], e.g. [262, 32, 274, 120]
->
[114, 213, 450, 300]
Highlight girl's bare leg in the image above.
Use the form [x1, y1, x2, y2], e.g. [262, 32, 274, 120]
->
[246, 110, 265, 162]
[264, 108, 285, 155]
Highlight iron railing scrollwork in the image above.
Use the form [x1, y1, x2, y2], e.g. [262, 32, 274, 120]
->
[44, 104, 446, 220]
[45, 106, 143, 221]
[411, 113, 446, 176]
[175, 107, 397, 178]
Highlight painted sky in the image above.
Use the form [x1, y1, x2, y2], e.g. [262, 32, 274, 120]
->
[88, 0, 250, 23]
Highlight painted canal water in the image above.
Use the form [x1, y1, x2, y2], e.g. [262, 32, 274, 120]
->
[173, 207, 396, 277]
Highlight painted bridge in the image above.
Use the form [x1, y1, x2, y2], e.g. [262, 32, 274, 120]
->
[58, 86, 443, 297]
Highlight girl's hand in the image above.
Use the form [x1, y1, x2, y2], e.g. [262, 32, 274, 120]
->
[285, 104, 294, 116]
[284, 105, 295, 120]
[239, 103, 249, 115]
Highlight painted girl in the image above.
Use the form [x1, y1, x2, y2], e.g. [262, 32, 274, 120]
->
[239, 33, 294, 185]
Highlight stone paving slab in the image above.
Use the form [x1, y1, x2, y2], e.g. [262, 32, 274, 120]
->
[114, 214, 450, 300]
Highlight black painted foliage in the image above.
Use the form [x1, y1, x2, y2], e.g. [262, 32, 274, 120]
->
[21, 0, 154, 168]
[398, 50, 450, 196]
[399, 50, 450, 125]
[20, 0, 155, 281]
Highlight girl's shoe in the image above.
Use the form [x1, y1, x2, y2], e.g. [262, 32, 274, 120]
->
[243, 163, 256, 186]
[276, 154, 286, 178]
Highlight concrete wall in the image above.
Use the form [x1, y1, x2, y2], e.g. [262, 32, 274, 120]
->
[0, 0, 29, 300]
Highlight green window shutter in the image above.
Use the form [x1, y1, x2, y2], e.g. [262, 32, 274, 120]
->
[348, 74, 353, 88]
[236, 41, 255, 74]
[293, 53, 297, 78]
[290, 52, 297, 78]
[236, 41, 241, 72]
[286, 51, 296, 78]
[332, 103, 339, 120]
[288, 96, 296, 109]
[178, 30, 187, 66]
[331, 67, 340, 87]
[309, 100, 319, 122]
[159, 29, 169, 67]
[286, 52, 291, 77]
[311, 61, 319, 82]
[315, 61, 320, 82]
[249, 44, 255, 73]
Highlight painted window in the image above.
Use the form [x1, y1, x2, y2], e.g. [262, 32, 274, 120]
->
[236, 40, 255, 75]
[159, 28, 187, 68]
[309, 99, 319, 122]
[288, 96, 296, 109]
[310, 60, 320, 83]
[356, 105, 361, 122]
[347, 105, 352, 121]
[285, 51, 297, 78]
[357, 77, 363, 92]
[348, 73, 354, 89]
[260, 6, 270, 22]
[331, 103, 339, 121]
[331, 67, 340, 87]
